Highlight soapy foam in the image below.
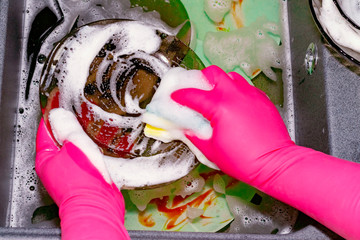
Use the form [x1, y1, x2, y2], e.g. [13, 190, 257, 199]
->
[337, 0, 360, 26]
[203, 17, 283, 81]
[104, 150, 196, 188]
[49, 108, 112, 183]
[42, 20, 200, 188]
[204, 0, 233, 23]
[226, 194, 298, 234]
[49, 21, 169, 126]
[145, 67, 213, 139]
[319, 0, 360, 53]
[10, 0, 194, 227]
[11, 0, 297, 232]
[142, 67, 219, 169]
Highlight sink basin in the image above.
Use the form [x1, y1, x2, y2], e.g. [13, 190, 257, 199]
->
[0, 0, 357, 239]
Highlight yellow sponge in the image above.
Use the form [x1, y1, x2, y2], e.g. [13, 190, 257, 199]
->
[144, 124, 171, 143]
[143, 112, 219, 170]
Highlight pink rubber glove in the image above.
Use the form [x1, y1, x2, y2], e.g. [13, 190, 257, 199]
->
[36, 119, 130, 240]
[171, 65, 360, 240]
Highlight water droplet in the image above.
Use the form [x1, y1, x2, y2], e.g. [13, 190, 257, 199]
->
[37, 54, 47, 64]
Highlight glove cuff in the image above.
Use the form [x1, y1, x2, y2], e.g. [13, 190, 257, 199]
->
[254, 145, 360, 240]
[59, 188, 129, 240]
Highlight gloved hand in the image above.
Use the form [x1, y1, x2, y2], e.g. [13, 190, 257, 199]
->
[171, 65, 360, 240]
[172, 65, 294, 184]
[36, 118, 130, 240]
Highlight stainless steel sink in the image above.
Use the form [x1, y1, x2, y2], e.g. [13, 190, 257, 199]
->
[1, 0, 358, 239]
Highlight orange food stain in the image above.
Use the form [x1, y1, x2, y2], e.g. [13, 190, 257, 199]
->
[216, 19, 228, 32]
[220, 218, 233, 224]
[252, 69, 261, 77]
[151, 189, 214, 230]
[204, 199, 213, 209]
[138, 211, 155, 228]
[202, 221, 212, 226]
[231, 0, 244, 29]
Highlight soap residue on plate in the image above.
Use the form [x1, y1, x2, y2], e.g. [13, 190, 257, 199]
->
[318, 0, 360, 54]
[15, 0, 298, 234]
[11, 0, 193, 227]
[337, 0, 360, 27]
[40, 19, 200, 189]
[142, 67, 219, 170]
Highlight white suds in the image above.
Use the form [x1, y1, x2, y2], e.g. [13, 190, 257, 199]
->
[49, 108, 112, 183]
[319, 0, 360, 53]
[337, 0, 360, 26]
[42, 21, 198, 188]
[143, 67, 219, 170]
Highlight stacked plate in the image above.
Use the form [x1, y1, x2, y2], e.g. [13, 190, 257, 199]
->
[310, 0, 360, 65]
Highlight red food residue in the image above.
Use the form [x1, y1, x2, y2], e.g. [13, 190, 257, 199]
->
[79, 102, 94, 129]
[216, 19, 228, 32]
[96, 124, 119, 144]
[172, 195, 190, 208]
[216, 26, 230, 32]
[78, 101, 134, 155]
[151, 189, 215, 230]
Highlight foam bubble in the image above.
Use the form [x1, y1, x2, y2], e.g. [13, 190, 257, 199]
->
[173, 170, 205, 198]
[226, 193, 298, 234]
